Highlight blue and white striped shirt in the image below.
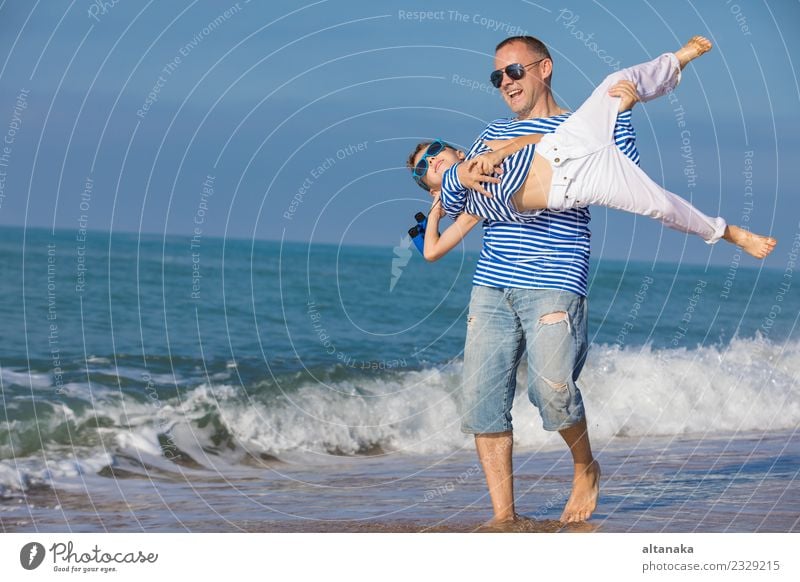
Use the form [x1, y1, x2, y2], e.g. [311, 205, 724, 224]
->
[440, 110, 638, 297]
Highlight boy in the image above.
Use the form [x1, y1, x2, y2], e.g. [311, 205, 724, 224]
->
[409, 37, 776, 261]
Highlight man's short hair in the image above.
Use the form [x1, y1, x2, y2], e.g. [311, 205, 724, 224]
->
[496, 35, 551, 60]
[495, 36, 553, 85]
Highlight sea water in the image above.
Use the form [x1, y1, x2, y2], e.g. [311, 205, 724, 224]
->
[0, 226, 797, 531]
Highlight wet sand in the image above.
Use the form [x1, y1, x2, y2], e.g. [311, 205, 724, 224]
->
[2, 430, 797, 533]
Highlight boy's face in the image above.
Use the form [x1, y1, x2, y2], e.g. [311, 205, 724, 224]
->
[413, 146, 464, 194]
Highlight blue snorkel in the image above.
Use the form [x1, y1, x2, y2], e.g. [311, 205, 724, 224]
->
[408, 139, 449, 257]
[408, 212, 427, 255]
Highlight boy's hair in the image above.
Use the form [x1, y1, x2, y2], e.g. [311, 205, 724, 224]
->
[495, 35, 553, 86]
[407, 141, 434, 190]
[406, 141, 433, 171]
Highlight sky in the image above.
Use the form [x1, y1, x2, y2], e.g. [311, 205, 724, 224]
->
[0, 0, 798, 264]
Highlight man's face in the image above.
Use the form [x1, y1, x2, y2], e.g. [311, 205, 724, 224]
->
[413, 146, 464, 193]
[494, 41, 551, 119]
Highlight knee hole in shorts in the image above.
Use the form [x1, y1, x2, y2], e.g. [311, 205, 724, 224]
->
[538, 310, 570, 331]
[538, 311, 567, 325]
[541, 376, 569, 392]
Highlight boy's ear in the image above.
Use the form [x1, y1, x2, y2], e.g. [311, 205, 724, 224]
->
[457, 150, 466, 160]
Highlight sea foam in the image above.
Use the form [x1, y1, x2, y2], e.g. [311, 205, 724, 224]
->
[1, 337, 798, 492]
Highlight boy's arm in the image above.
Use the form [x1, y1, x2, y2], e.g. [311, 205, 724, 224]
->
[454, 137, 541, 218]
[441, 162, 500, 216]
[439, 164, 469, 219]
[423, 198, 481, 262]
[439, 128, 496, 219]
[470, 134, 545, 176]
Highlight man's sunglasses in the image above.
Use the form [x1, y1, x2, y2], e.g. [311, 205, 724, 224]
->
[412, 139, 448, 190]
[489, 57, 547, 88]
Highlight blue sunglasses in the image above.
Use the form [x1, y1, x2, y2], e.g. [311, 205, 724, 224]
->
[412, 140, 448, 190]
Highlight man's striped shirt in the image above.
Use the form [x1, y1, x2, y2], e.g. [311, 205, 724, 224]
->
[440, 110, 638, 296]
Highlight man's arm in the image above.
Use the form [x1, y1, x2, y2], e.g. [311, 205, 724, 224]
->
[609, 80, 640, 164]
[480, 81, 637, 171]
[469, 133, 545, 179]
[459, 79, 641, 205]
[423, 198, 481, 262]
[458, 136, 541, 221]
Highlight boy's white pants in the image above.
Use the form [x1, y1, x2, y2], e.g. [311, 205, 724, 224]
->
[536, 53, 727, 244]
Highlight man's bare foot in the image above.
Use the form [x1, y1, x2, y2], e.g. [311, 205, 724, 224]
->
[675, 36, 713, 69]
[475, 513, 520, 532]
[560, 460, 601, 523]
[723, 225, 777, 259]
[484, 513, 519, 527]
[476, 516, 564, 533]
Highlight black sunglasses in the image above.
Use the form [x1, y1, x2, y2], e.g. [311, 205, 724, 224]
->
[412, 140, 448, 190]
[490, 58, 547, 88]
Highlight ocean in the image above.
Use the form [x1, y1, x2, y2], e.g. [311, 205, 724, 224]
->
[1, 226, 798, 532]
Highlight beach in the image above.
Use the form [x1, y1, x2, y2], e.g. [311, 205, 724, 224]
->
[1, 228, 798, 533]
[3, 431, 797, 533]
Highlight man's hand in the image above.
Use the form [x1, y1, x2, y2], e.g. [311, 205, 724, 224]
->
[608, 80, 639, 112]
[456, 160, 501, 197]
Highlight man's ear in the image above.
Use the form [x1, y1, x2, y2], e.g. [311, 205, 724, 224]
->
[457, 150, 466, 161]
[540, 58, 553, 83]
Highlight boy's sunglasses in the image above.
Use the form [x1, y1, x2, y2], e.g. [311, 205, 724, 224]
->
[412, 139, 447, 190]
[489, 58, 546, 88]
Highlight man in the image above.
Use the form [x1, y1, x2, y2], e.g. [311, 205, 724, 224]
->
[436, 36, 641, 526]
[410, 119, 772, 260]
[411, 37, 774, 261]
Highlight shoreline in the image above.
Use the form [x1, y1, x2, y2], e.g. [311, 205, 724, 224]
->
[2, 430, 797, 534]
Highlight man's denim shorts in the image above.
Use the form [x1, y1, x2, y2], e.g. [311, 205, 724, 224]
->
[458, 286, 588, 433]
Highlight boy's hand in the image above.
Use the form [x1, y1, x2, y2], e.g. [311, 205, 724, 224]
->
[430, 192, 446, 218]
[470, 150, 504, 177]
[457, 161, 500, 197]
[608, 80, 639, 112]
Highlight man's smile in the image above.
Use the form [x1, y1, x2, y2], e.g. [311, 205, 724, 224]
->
[506, 87, 523, 101]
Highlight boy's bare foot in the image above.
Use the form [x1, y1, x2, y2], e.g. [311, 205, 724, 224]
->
[723, 225, 777, 259]
[560, 460, 601, 523]
[675, 36, 713, 69]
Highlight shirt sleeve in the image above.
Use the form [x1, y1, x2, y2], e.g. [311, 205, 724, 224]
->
[440, 163, 468, 220]
[613, 109, 640, 166]
[463, 119, 555, 223]
[480, 112, 637, 223]
[461, 141, 544, 222]
[440, 126, 495, 220]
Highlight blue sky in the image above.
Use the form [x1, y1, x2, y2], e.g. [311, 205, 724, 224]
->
[0, 0, 798, 264]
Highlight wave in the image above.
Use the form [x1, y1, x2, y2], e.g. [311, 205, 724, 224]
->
[1, 367, 52, 389]
[1, 336, 798, 493]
